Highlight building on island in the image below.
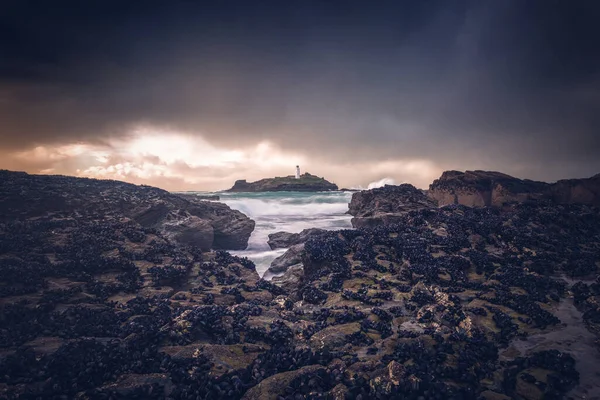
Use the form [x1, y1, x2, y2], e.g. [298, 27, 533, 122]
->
[295, 165, 300, 179]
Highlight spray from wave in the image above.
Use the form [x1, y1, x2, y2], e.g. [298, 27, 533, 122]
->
[367, 177, 396, 189]
[350, 177, 397, 190]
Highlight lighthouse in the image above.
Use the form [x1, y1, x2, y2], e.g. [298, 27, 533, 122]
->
[295, 165, 300, 179]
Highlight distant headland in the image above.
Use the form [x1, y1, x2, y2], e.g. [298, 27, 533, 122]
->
[226, 171, 338, 192]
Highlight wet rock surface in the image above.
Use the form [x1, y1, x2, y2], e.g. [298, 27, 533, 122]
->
[267, 228, 326, 250]
[0, 170, 255, 250]
[429, 170, 600, 207]
[268, 244, 305, 274]
[1, 169, 600, 399]
[348, 184, 436, 228]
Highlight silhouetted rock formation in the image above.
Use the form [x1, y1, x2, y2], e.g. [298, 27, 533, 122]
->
[348, 184, 436, 228]
[0, 170, 254, 250]
[227, 173, 338, 192]
[267, 229, 327, 275]
[428, 170, 600, 207]
[267, 228, 326, 250]
[349, 172, 600, 228]
[549, 173, 600, 206]
[268, 244, 305, 274]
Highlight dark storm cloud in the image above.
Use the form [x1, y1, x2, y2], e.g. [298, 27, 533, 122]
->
[1, 0, 599, 182]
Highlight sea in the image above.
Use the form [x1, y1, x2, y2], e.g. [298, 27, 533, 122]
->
[211, 191, 354, 278]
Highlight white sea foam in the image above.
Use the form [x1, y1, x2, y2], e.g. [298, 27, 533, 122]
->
[216, 191, 353, 277]
[367, 177, 396, 189]
[350, 177, 397, 191]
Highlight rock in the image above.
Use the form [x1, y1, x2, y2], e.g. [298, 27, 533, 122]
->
[162, 216, 214, 251]
[23, 336, 65, 357]
[98, 373, 173, 397]
[159, 343, 269, 379]
[428, 170, 600, 207]
[479, 391, 512, 400]
[159, 344, 199, 361]
[268, 244, 305, 273]
[309, 322, 361, 350]
[428, 170, 549, 207]
[271, 264, 305, 298]
[549, 173, 600, 206]
[226, 172, 338, 192]
[189, 200, 256, 249]
[199, 344, 267, 378]
[267, 232, 294, 250]
[0, 170, 254, 250]
[2, 167, 599, 400]
[387, 360, 406, 385]
[348, 184, 437, 228]
[267, 228, 326, 249]
[330, 383, 350, 399]
[241, 365, 326, 400]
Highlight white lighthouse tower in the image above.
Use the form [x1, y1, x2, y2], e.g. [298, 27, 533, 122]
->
[295, 165, 300, 179]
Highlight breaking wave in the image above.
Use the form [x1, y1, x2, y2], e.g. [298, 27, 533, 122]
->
[367, 177, 396, 189]
[216, 191, 353, 277]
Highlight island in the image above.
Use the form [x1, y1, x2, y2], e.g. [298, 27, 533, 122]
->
[226, 172, 338, 192]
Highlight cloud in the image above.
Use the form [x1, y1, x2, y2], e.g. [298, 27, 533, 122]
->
[1, 0, 599, 188]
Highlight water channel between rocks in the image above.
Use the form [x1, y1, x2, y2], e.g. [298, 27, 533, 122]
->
[501, 287, 600, 399]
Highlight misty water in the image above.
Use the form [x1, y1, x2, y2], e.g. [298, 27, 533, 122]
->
[216, 191, 354, 278]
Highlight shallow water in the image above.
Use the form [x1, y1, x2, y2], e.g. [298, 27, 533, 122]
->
[502, 282, 600, 400]
[194, 191, 354, 277]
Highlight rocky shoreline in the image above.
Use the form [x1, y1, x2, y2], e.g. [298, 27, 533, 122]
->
[1, 169, 600, 399]
[0, 171, 255, 251]
[347, 170, 600, 229]
[428, 170, 600, 208]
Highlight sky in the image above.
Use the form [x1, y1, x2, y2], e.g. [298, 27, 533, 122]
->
[1, 0, 599, 191]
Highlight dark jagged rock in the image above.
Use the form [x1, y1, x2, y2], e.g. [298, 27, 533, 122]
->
[268, 244, 305, 274]
[549, 173, 600, 206]
[2, 168, 599, 400]
[267, 228, 326, 250]
[429, 170, 600, 207]
[348, 184, 436, 228]
[162, 216, 214, 250]
[241, 365, 326, 400]
[0, 170, 254, 250]
[271, 264, 305, 299]
[188, 200, 256, 250]
[227, 173, 338, 192]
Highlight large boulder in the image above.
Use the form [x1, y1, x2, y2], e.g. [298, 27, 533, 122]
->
[348, 184, 436, 228]
[428, 170, 600, 207]
[271, 264, 305, 298]
[267, 228, 326, 249]
[268, 244, 305, 274]
[186, 200, 256, 249]
[162, 215, 214, 251]
[428, 170, 549, 207]
[549, 173, 600, 206]
[0, 170, 255, 250]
